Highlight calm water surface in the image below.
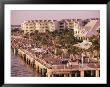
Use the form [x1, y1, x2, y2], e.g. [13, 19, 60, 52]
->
[11, 51, 39, 77]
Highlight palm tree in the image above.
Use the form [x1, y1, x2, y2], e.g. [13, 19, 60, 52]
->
[67, 46, 77, 59]
[88, 35, 100, 61]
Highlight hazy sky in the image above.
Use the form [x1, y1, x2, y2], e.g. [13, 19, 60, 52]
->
[11, 10, 100, 25]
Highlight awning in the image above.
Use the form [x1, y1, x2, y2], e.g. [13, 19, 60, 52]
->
[73, 40, 92, 50]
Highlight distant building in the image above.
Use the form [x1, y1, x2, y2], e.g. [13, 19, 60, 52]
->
[47, 20, 59, 32]
[21, 18, 100, 41]
[59, 19, 81, 30]
[11, 25, 21, 30]
[21, 20, 59, 34]
[21, 20, 36, 34]
[74, 18, 100, 41]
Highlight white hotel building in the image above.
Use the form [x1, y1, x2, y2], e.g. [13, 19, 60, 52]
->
[21, 18, 100, 41]
[21, 20, 59, 34]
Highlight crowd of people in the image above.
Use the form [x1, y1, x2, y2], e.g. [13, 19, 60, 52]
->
[11, 34, 99, 70]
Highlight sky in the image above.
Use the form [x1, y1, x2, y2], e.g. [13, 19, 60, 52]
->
[11, 10, 100, 25]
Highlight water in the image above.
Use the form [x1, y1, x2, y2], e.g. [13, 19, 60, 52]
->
[11, 51, 39, 77]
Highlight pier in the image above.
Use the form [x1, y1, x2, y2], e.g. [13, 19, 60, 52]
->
[11, 36, 100, 77]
